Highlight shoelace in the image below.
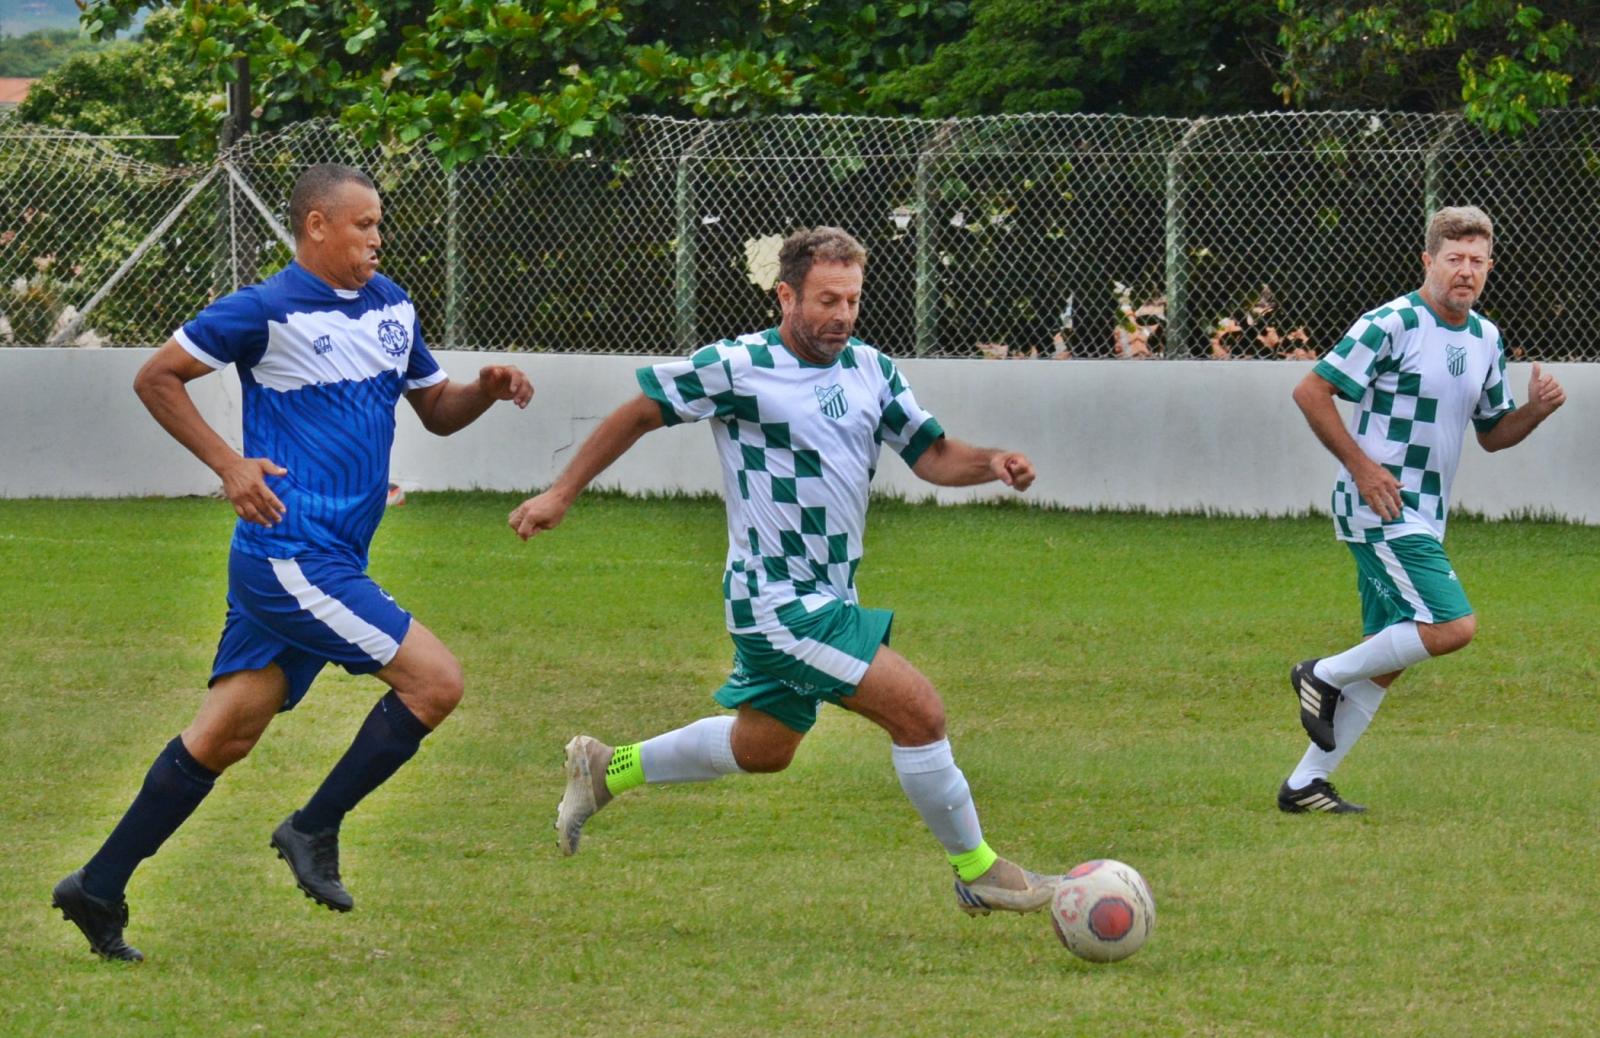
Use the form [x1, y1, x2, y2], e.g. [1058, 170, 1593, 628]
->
[308, 831, 342, 880]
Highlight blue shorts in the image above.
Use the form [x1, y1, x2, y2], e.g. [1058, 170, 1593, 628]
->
[211, 550, 412, 711]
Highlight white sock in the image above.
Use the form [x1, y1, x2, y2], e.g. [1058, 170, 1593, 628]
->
[1314, 621, 1430, 687]
[1287, 679, 1387, 788]
[892, 739, 985, 855]
[639, 716, 744, 783]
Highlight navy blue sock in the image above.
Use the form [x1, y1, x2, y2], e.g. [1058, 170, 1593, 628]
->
[81, 736, 218, 902]
[295, 691, 431, 834]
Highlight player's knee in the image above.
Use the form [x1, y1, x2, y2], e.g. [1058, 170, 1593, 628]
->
[427, 655, 465, 716]
[738, 743, 796, 773]
[1423, 614, 1476, 655]
[894, 682, 947, 745]
[183, 725, 261, 772]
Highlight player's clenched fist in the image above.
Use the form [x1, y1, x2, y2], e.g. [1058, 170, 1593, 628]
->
[478, 365, 534, 408]
[509, 491, 570, 541]
[991, 452, 1035, 492]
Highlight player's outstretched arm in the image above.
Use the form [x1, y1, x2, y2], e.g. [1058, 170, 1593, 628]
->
[1292, 370, 1402, 521]
[1477, 363, 1567, 452]
[910, 436, 1035, 491]
[406, 364, 533, 436]
[508, 393, 666, 541]
[133, 339, 288, 527]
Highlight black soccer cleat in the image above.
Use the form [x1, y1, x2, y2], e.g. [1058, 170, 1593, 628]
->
[1278, 778, 1366, 814]
[52, 869, 143, 962]
[271, 814, 354, 912]
[1291, 659, 1341, 751]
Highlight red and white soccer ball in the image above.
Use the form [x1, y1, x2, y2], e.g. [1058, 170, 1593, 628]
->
[1050, 859, 1155, 963]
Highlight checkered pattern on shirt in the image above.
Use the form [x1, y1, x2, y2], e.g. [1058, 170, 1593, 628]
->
[1314, 292, 1514, 543]
[638, 329, 943, 634]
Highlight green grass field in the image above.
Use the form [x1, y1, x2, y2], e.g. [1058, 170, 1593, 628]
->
[3, 493, 1597, 1037]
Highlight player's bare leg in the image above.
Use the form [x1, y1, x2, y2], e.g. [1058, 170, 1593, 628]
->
[843, 646, 1061, 915]
[274, 621, 458, 911]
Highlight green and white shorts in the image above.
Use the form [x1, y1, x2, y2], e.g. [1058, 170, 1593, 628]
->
[713, 600, 894, 733]
[1346, 535, 1473, 636]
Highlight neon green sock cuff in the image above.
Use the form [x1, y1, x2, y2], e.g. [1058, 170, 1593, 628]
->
[604, 743, 645, 796]
[948, 841, 998, 884]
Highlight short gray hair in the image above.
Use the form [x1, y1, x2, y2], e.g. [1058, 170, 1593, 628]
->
[777, 226, 867, 294]
[1426, 206, 1493, 256]
[289, 163, 377, 240]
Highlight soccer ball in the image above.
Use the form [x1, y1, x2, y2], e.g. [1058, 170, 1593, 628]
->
[1049, 859, 1155, 963]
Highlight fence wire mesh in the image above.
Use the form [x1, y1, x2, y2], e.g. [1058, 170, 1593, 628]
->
[3, 111, 1599, 360]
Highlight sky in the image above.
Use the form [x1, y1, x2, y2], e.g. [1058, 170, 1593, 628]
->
[0, 1, 147, 38]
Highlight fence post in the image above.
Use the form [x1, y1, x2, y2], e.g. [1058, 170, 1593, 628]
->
[1164, 117, 1205, 357]
[674, 125, 713, 353]
[445, 165, 460, 349]
[1423, 114, 1460, 221]
[913, 120, 954, 356]
[219, 55, 253, 292]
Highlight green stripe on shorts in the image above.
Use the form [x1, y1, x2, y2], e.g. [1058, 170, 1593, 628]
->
[713, 600, 893, 732]
[1347, 535, 1472, 635]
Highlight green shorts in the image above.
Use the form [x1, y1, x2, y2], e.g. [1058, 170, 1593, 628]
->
[713, 600, 894, 733]
[1347, 535, 1473, 636]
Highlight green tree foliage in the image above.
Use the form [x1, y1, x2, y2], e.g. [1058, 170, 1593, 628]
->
[78, 0, 968, 163]
[16, 10, 219, 161]
[0, 29, 113, 78]
[1277, 1, 1600, 133]
[871, 0, 1282, 117]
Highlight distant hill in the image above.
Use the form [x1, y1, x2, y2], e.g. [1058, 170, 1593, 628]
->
[0, 1, 146, 38]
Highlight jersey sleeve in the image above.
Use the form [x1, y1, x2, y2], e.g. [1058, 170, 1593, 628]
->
[1313, 311, 1397, 402]
[636, 344, 740, 426]
[873, 352, 944, 466]
[173, 287, 268, 369]
[404, 318, 446, 390]
[1472, 329, 1516, 432]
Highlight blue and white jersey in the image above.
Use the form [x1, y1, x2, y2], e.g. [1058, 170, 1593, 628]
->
[175, 261, 446, 561]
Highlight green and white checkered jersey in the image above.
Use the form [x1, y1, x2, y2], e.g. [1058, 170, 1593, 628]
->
[637, 328, 945, 634]
[1314, 291, 1515, 543]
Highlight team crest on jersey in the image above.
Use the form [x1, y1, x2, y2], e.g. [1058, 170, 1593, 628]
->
[815, 384, 848, 420]
[377, 319, 410, 358]
[1446, 343, 1466, 376]
[311, 334, 333, 355]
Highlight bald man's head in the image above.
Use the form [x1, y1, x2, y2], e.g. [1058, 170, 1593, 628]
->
[289, 164, 377, 241]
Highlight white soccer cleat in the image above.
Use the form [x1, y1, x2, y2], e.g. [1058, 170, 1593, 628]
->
[554, 735, 613, 856]
[953, 860, 1063, 916]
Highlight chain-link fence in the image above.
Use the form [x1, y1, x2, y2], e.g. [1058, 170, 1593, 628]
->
[4, 111, 1600, 359]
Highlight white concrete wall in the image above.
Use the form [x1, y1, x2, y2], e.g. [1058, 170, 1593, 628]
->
[2, 347, 1593, 523]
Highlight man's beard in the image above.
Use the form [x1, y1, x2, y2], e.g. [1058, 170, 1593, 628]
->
[795, 320, 850, 360]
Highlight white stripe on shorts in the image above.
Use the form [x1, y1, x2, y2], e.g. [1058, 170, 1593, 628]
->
[1372, 542, 1434, 623]
[762, 625, 872, 686]
[269, 557, 402, 666]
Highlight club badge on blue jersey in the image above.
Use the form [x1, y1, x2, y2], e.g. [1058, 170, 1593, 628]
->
[378, 319, 410, 357]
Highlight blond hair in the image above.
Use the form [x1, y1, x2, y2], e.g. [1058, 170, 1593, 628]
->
[777, 227, 867, 294]
[1426, 206, 1493, 256]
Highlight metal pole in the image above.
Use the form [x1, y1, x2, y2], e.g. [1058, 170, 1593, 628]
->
[1423, 115, 1459, 221]
[1164, 118, 1205, 357]
[50, 167, 223, 345]
[220, 55, 252, 291]
[445, 166, 460, 349]
[913, 120, 954, 356]
[674, 124, 713, 353]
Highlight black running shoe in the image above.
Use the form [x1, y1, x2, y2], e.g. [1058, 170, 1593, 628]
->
[270, 814, 353, 912]
[51, 870, 143, 962]
[1291, 659, 1341, 751]
[1278, 778, 1367, 814]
